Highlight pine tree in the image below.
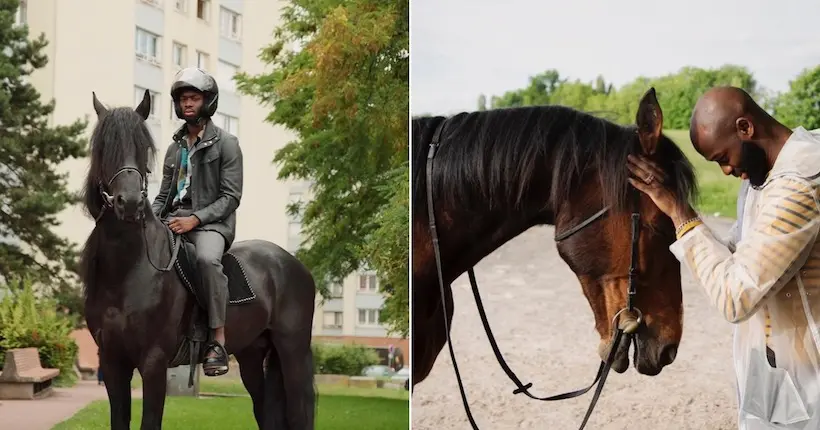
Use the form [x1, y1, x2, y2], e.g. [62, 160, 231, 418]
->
[0, 0, 88, 291]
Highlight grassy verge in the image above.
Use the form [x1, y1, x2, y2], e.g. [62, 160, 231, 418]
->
[664, 129, 739, 219]
[53, 378, 408, 429]
[127, 371, 409, 401]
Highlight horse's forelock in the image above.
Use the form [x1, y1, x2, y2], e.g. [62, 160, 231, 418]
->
[83, 107, 157, 218]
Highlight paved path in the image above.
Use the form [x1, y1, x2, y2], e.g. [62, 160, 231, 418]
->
[412, 217, 741, 429]
[0, 380, 142, 430]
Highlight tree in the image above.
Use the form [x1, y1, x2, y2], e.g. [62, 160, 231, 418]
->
[491, 69, 563, 109]
[772, 65, 820, 130]
[236, 0, 409, 335]
[477, 94, 487, 111]
[0, 0, 88, 291]
[484, 65, 761, 128]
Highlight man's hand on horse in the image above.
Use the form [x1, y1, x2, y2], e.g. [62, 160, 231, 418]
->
[168, 216, 201, 234]
[626, 154, 697, 227]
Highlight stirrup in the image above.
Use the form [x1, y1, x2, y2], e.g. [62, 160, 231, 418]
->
[202, 341, 229, 377]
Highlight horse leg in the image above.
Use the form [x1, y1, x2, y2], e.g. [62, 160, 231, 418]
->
[271, 331, 316, 430]
[262, 346, 288, 429]
[235, 342, 269, 429]
[100, 356, 134, 430]
[412, 282, 454, 388]
[138, 349, 170, 430]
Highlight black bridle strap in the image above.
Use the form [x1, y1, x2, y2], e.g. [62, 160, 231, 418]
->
[554, 206, 610, 242]
[425, 119, 643, 430]
[96, 165, 181, 273]
[427, 139, 481, 428]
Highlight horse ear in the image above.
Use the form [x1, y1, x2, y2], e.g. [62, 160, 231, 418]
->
[635, 87, 663, 155]
[92, 92, 108, 118]
[135, 89, 151, 120]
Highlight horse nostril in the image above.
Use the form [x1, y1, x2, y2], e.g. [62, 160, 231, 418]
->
[659, 344, 678, 366]
[115, 194, 126, 209]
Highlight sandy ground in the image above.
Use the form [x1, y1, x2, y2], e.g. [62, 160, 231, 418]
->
[412, 217, 740, 430]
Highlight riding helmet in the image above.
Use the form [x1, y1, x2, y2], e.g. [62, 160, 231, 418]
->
[170, 67, 219, 122]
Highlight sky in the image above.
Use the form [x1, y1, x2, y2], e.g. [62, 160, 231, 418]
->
[410, 0, 820, 116]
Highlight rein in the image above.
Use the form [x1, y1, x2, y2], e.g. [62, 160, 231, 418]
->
[424, 119, 643, 430]
[95, 166, 181, 273]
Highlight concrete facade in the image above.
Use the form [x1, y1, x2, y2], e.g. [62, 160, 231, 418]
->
[14, 0, 404, 346]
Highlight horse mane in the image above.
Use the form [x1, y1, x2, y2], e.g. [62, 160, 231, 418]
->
[412, 105, 697, 215]
[78, 106, 157, 298]
[81, 107, 157, 219]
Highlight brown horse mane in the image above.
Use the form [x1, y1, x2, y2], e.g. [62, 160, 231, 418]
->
[412, 104, 698, 216]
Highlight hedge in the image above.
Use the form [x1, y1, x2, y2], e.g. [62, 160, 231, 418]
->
[311, 342, 380, 376]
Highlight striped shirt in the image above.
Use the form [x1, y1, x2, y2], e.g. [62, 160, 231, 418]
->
[671, 176, 820, 324]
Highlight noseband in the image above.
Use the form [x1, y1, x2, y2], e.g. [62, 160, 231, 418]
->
[95, 165, 181, 273]
[424, 119, 643, 430]
[95, 166, 149, 223]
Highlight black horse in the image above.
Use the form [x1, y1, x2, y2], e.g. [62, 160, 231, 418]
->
[79, 90, 317, 429]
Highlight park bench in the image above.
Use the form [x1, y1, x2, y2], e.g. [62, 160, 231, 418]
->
[0, 347, 60, 399]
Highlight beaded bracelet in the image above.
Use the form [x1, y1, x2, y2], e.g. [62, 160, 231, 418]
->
[675, 217, 703, 240]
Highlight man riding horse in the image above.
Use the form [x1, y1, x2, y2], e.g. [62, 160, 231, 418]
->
[151, 67, 244, 377]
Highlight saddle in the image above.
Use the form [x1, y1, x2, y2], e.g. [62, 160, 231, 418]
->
[166, 232, 256, 385]
[174, 234, 257, 307]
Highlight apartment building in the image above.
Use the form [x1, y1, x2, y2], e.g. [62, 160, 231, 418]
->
[13, 0, 405, 352]
[287, 184, 408, 360]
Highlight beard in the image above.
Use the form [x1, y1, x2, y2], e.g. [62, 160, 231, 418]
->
[739, 140, 769, 187]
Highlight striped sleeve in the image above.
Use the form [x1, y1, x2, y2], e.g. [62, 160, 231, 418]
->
[669, 177, 820, 323]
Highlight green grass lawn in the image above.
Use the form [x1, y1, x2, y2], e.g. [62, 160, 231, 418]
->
[53, 378, 409, 429]
[664, 129, 739, 218]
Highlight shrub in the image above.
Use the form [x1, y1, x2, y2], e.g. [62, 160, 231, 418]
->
[312, 343, 380, 375]
[0, 279, 79, 387]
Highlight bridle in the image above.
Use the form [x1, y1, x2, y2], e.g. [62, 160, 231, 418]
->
[423, 120, 643, 430]
[95, 165, 181, 273]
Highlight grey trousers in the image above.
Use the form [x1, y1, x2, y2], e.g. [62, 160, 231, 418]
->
[185, 230, 228, 329]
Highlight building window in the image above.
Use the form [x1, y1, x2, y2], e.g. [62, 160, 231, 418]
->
[14, 0, 26, 26]
[196, 51, 209, 70]
[211, 112, 225, 130]
[174, 0, 187, 13]
[358, 273, 378, 293]
[357, 309, 380, 326]
[134, 87, 159, 119]
[217, 60, 238, 93]
[287, 220, 302, 251]
[323, 311, 343, 329]
[287, 191, 304, 221]
[219, 7, 242, 40]
[211, 112, 238, 135]
[135, 28, 161, 63]
[196, 0, 210, 21]
[172, 42, 187, 69]
[328, 283, 343, 298]
[224, 115, 238, 135]
[170, 99, 183, 121]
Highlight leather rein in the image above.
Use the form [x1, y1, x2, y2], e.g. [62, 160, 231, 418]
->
[424, 119, 643, 430]
[95, 165, 181, 273]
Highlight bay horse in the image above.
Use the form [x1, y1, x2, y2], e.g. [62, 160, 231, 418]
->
[79, 90, 317, 430]
[412, 88, 697, 427]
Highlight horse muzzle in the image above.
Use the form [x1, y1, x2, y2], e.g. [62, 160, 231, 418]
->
[113, 193, 146, 222]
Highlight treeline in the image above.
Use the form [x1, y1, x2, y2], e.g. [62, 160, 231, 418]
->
[478, 64, 820, 130]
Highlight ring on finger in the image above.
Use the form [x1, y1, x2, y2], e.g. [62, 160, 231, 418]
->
[645, 174, 654, 184]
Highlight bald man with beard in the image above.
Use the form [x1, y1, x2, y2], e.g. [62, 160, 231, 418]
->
[627, 86, 820, 429]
